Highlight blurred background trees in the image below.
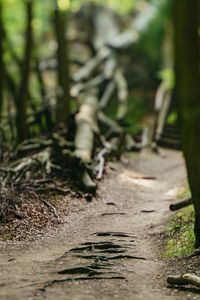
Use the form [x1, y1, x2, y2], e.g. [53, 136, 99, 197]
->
[3, 0, 194, 195]
[0, 0, 169, 150]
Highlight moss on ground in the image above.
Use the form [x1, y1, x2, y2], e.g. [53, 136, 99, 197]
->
[177, 184, 191, 199]
[163, 185, 195, 258]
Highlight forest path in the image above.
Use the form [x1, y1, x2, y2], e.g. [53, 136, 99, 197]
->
[0, 149, 193, 300]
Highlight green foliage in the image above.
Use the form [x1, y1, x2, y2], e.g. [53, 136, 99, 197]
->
[167, 112, 177, 125]
[3, 0, 25, 57]
[133, 0, 170, 77]
[126, 96, 147, 135]
[158, 68, 175, 89]
[0, 0, 169, 142]
[71, 0, 136, 13]
[103, 95, 146, 136]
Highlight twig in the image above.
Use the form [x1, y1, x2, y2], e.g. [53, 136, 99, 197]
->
[33, 186, 70, 194]
[96, 148, 108, 180]
[170, 198, 192, 211]
[167, 273, 200, 288]
[28, 190, 61, 222]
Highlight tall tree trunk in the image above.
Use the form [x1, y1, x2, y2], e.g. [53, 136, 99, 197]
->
[16, 0, 33, 142]
[173, 0, 200, 247]
[53, 1, 70, 125]
[0, 1, 4, 123]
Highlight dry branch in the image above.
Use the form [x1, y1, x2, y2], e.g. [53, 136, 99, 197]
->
[170, 198, 192, 211]
[71, 75, 104, 97]
[72, 47, 111, 82]
[97, 111, 123, 136]
[115, 69, 128, 120]
[167, 273, 200, 288]
[99, 80, 116, 110]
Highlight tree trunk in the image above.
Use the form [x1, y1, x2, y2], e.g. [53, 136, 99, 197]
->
[0, 1, 4, 123]
[173, 0, 200, 247]
[53, 1, 70, 125]
[16, 0, 33, 142]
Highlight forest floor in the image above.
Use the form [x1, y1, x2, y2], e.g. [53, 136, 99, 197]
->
[0, 149, 199, 300]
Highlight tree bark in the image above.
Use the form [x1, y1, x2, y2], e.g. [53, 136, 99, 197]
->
[54, 2, 70, 125]
[0, 1, 4, 123]
[16, 0, 33, 142]
[173, 0, 200, 247]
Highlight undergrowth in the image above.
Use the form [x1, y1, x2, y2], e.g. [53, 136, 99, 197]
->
[163, 185, 195, 258]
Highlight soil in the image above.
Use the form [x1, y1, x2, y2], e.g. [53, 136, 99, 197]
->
[0, 149, 199, 300]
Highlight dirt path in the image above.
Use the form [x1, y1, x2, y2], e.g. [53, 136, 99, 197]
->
[0, 149, 193, 300]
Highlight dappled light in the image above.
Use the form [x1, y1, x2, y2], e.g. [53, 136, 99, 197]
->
[119, 170, 157, 190]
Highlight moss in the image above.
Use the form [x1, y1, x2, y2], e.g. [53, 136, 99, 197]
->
[162, 185, 194, 258]
[163, 206, 195, 258]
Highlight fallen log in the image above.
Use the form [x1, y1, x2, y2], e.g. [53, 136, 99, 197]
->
[115, 69, 128, 121]
[103, 57, 117, 80]
[70, 74, 104, 97]
[72, 47, 111, 82]
[167, 273, 200, 288]
[97, 111, 123, 135]
[99, 80, 116, 110]
[74, 89, 98, 193]
[92, 2, 158, 50]
[93, 4, 121, 50]
[75, 90, 98, 163]
[169, 198, 192, 211]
